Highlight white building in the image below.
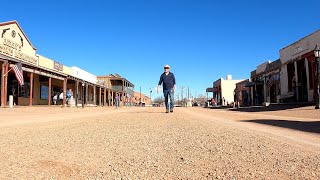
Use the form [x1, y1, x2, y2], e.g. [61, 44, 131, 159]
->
[71, 66, 97, 85]
[213, 75, 243, 105]
[71, 66, 98, 105]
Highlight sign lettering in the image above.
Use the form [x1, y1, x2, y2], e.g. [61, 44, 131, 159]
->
[0, 37, 37, 65]
[53, 61, 63, 71]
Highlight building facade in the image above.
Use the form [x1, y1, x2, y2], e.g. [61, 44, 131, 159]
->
[97, 74, 134, 107]
[213, 75, 243, 105]
[0, 21, 110, 107]
[280, 30, 320, 103]
[234, 79, 251, 106]
[133, 92, 151, 106]
[249, 59, 281, 105]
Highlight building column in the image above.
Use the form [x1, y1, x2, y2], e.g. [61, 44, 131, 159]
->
[305, 59, 310, 93]
[63, 78, 67, 106]
[75, 81, 79, 107]
[294, 61, 299, 101]
[104, 87, 107, 107]
[1, 62, 5, 107]
[29, 72, 34, 106]
[93, 85, 97, 105]
[108, 89, 111, 106]
[311, 62, 316, 99]
[3, 63, 9, 106]
[111, 91, 114, 106]
[99, 86, 102, 106]
[264, 76, 267, 103]
[48, 77, 52, 105]
[85, 83, 88, 105]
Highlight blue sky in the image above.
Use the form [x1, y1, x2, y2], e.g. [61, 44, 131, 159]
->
[1, 0, 320, 99]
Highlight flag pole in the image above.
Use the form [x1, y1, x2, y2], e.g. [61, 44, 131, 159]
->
[3, 67, 13, 77]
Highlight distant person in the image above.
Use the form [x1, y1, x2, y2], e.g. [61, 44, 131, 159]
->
[66, 89, 73, 104]
[53, 93, 58, 105]
[211, 98, 216, 106]
[157, 64, 176, 113]
[223, 97, 226, 106]
[115, 93, 119, 109]
[59, 91, 64, 106]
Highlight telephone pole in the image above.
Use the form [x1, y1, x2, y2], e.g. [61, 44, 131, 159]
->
[181, 86, 184, 106]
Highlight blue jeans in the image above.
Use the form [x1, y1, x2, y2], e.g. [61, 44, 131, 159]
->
[115, 100, 119, 108]
[163, 89, 174, 110]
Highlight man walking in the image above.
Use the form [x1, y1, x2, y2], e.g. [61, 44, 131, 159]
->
[115, 93, 119, 109]
[158, 64, 176, 113]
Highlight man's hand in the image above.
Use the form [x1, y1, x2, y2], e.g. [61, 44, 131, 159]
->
[173, 85, 176, 93]
[157, 85, 161, 94]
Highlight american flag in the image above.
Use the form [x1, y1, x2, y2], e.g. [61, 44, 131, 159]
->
[13, 62, 24, 86]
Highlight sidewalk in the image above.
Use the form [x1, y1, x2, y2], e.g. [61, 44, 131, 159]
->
[210, 104, 320, 120]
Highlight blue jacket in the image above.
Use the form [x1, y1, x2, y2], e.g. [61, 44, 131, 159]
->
[158, 72, 176, 90]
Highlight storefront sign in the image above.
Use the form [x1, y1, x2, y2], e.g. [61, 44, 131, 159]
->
[53, 61, 63, 71]
[0, 37, 37, 65]
[97, 80, 105, 86]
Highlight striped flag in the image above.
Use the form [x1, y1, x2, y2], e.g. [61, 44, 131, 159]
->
[13, 62, 24, 86]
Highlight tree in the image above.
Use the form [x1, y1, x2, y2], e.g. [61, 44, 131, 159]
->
[153, 96, 164, 104]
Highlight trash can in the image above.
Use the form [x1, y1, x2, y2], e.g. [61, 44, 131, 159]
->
[9, 95, 13, 108]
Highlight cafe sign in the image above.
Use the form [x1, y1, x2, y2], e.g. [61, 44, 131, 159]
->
[53, 61, 63, 71]
[0, 22, 38, 65]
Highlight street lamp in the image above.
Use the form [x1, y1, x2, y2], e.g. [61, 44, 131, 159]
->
[150, 88, 152, 105]
[82, 82, 85, 109]
[314, 44, 320, 109]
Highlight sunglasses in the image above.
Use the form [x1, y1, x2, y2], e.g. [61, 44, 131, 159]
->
[164, 67, 170, 69]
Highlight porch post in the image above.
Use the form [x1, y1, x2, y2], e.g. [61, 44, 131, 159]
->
[1, 62, 5, 107]
[99, 86, 102, 106]
[29, 72, 33, 106]
[48, 77, 52, 105]
[111, 91, 114, 106]
[305, 59, 310, 99]
[75, 80, 79, 107]
[264, 75, 267, 103]
[63, 78, 67, 106]
[93, 85, 96, 105]
[4, 63, 9, 106]
[312, 62, 316, 99]
[104, 87, 107, 107]
[85, 83, 88, 105]
[294, 61, 299, 101]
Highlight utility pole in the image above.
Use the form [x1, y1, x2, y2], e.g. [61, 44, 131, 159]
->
[140, 86, 142, 106]
[150, 88, 152, 105]
[181, 86, 184, 106]
[177, 92, 180, 105]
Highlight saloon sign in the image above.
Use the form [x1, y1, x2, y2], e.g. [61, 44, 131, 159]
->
[0, 23, 38, 65]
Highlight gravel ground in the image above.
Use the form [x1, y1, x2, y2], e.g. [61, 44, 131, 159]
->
[0, 106, 319, 179]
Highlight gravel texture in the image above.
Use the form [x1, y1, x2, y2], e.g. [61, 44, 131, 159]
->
[0, 106, 319, 179]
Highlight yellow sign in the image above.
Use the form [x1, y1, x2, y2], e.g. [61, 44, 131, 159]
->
[0, 22, 38, 65]
[0, 37, 37, 64]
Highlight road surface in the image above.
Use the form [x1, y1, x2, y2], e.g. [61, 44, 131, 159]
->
[0, 106, 319, 179]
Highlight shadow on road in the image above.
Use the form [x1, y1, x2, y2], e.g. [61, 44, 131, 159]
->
[120, 111, 167, 114]
[241, 119, 320, 134]
[210, 104, 313, 112]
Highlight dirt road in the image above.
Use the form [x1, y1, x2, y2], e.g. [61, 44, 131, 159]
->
[0, 106, 319, 179]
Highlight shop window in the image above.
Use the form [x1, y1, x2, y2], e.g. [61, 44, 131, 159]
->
[40, 84, 49, 100]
